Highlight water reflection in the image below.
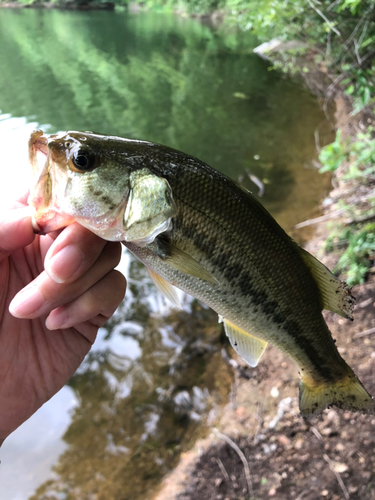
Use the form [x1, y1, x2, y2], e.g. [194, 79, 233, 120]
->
[0, 9, 331, 229]
[0, 8, 331, 499]
[0, 387, 77, 500]
[29, 254, 232, 500]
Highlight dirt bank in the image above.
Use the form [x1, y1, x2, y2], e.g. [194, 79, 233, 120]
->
[154, 51, 375, 500]
[153, 272, 375, 500]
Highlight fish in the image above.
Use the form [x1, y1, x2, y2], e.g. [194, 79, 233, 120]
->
[27, 129, 373, 418]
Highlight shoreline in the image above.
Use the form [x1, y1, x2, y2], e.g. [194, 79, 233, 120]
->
[0, 1, 115, 9]
[1, 3, 374, 495]
[153, 41, 375, 500]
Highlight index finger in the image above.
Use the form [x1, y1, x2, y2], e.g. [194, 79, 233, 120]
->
[0, 206, 35, 262]
[44, 223, 109, 284]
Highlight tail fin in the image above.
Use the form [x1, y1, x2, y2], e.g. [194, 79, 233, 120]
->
[299, 371, 373, 418]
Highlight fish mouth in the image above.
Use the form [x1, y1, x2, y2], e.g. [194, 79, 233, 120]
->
[29, 129, 49, 174]
[28, 130, 75, 234]
[31, 209, 75, 235]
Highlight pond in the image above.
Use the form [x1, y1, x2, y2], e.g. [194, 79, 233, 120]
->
[0, 8, 331, 500]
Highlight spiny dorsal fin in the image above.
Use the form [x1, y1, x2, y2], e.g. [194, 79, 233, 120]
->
[222, 318, 268, 367]
[147, 268, 182, 309]
[298, 247, 355, 320]
[164, 242, 219, 286]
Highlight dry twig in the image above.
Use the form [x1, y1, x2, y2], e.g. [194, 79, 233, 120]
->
[353, 326, 375, 339]
[253, 403, 263, 444]
[310, 426, 323, 441]
[212, 457, 230, 484]
[295, 208, 346, 228]
[323, 453, 350, 499]
[213, 428, 254, 499]
[307, 0, 341, 36]
[296, 490, 310, 500]
[296, 192, 375, 229]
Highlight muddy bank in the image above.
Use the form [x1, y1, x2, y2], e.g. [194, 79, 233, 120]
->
[153, 49, 375, 500]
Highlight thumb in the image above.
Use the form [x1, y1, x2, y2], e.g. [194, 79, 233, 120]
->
[0, 206, 35, 262]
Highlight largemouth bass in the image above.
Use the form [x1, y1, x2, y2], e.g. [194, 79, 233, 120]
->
[28, 129, 373, 417]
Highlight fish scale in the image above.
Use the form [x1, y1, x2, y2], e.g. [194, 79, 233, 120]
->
[28, 129, 373, 417]
[126, 177, 338, 376]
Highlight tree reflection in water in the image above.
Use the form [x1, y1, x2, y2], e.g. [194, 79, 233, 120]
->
[0, 9, 332, 498]
[30, 253, 233, 500]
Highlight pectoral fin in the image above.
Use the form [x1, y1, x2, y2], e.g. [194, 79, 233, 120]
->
[223, 319, 267, 367]
[298, 247, 355, 320]
[162, 242, 219, 285]
[147, 268, 182, 309]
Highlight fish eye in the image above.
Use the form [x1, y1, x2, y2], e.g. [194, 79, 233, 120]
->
[71, 148, 96, 172]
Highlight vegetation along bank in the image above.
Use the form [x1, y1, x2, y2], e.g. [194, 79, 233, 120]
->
[2, 0, 375, 498]
[182, 0, 375, 287]
[148, 7, 375, 499]
[196, 0, 375, 287]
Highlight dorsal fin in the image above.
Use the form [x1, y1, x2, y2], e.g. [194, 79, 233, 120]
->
[222, 318, 268, 367]
[298, 247, 355, 320]
[147, 268, 182, 309]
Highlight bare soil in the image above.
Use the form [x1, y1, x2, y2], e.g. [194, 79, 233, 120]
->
[154, 274, 375, 500]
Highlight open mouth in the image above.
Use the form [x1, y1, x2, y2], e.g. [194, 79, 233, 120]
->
[28, 130, 76, 235]
[29, 129, 49, 175]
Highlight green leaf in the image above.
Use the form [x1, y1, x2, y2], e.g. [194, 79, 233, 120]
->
[345, 84, 354, 95]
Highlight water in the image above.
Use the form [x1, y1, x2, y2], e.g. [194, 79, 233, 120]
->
[0, 8, 331, 500]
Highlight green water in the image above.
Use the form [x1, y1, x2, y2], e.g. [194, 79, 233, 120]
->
[0, 8, 331, 500]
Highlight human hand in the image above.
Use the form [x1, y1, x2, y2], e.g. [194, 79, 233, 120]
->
[0, 195, 126, 444]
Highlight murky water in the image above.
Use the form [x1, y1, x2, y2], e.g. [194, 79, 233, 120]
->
[0, 8, 331, 500]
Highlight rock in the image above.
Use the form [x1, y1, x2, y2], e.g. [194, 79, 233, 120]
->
[253, 39, 309, 60]
[332, 462, 348, 473]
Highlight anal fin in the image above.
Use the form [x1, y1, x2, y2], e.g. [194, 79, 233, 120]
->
[223, 319, 267, 367]
[147, 268, 182, 309]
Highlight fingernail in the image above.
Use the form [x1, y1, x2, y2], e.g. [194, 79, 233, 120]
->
[9, 287, 44, 317]
[46, 308, 68, 330]
[46, 245, 84, 283]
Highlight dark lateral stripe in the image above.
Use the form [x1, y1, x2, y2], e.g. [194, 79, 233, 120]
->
[225, 266, 335, 380]
[172, 220, 336, 382]
[237, 269, 335, 381]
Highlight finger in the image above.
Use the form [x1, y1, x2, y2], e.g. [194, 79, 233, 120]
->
[14, 189, 30, 207]
[0, 206, 35, 262]
[44, 223, 109, 284]
[9, 241, 122, 319]
[45, 270, 126, 335]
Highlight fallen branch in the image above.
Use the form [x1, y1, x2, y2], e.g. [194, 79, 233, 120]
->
[296, 192, 375, 229]
[307, 0, 341, 37]
[344, 213, 375, 225]
[213, 428, 254, 499]
[295, 208, 346, 228]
